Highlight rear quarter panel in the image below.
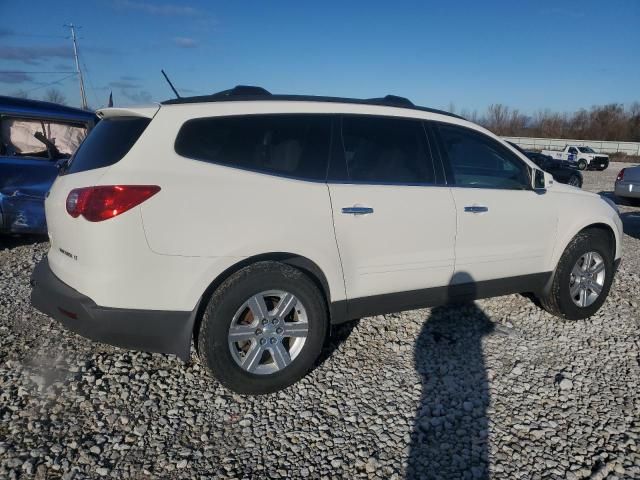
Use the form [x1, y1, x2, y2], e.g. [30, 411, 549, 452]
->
[96, 105, 347, 307]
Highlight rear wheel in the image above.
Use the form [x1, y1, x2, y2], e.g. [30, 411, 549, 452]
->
[538, 230, 614, 320]
[577, 159, 587, 170]
[197, 261, 328, 394]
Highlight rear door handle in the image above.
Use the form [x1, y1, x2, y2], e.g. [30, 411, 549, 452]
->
[342, 206, 374, 215]
[464, 205, 489, 213]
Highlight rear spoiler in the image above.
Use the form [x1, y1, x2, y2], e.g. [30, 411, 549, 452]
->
[96, 104, 160, 120]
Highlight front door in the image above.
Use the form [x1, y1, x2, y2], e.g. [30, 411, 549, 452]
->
[432, 122, 557, 283]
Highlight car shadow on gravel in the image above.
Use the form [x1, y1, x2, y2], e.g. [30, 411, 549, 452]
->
[0, 234, 46, 251]
[598, 190, 640, 207]
[619, 211, 640, 240]
[407, 272, 493, 480]
[316, 319, 360, 368]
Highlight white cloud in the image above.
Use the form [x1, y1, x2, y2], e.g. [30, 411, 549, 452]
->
[173, 37, 198, 48]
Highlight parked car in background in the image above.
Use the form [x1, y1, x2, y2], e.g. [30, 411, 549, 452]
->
[0, 96, 96, 234]
[31, 86, 622, 394]
[615, 167, 640, 205]
[507, 142, 582, 187]
[541, 145, 609, 171]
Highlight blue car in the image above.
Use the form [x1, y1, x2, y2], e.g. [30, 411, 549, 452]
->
[0, 96, 97, 234]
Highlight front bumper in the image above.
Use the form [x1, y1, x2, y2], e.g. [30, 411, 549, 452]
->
[30, 258, 195, 361]
[589, 158, 609, 170]
[615, 181, 640, 199]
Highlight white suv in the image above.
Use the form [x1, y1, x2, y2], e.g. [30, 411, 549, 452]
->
[31, 86, 623, 394]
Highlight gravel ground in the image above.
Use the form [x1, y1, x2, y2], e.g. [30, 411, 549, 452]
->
[1, 162, 639, 480]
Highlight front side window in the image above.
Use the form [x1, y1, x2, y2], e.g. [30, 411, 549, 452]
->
[568, 147, 578, 154]
[578, 146, 595, 153]
[175, 115, 331, 181]
[0, 116, 87, 160]
[436, 123, 530, 190]
[339, 115, 435, 184]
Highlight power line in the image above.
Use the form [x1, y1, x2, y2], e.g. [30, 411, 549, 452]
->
[80, 57, 100, 108]
[24, 74, 76, 94]
[0, 71, 76, 74]
[4, 33, 67, 38]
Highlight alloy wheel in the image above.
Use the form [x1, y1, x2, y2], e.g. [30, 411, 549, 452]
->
[569, 252, 606, 308]
[228, 290, 309, 375]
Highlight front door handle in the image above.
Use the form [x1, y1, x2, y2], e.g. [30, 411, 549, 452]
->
[464, 205, 489, 213]
[342, 206, 374, 215]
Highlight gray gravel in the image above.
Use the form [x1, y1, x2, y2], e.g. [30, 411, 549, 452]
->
[1, 162, 640, 479]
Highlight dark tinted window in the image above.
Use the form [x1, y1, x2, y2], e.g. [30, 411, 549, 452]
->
[175, 115, 331, 181]
[339, 116, 435, 184]
[437, 124, 530, 189]
[568, 147, 578, 154]
[65, 117, 149, 174]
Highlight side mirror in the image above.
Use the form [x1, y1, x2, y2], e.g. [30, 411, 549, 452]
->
[533, 169, 546, 191]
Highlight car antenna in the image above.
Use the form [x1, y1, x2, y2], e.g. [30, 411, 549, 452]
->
[161, 69, 181, 99]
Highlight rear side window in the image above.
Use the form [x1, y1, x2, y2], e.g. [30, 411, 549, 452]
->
[65, 117, 150, 175]
[338, 115, 435, 184]
[175, 115, 331, 181]
[436, 123, 530, 190]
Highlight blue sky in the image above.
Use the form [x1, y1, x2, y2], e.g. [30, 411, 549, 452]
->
[0, 0, 638, 113]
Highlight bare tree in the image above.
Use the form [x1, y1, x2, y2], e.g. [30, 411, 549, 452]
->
[478, 103, 640, 142]
[11, 89, 30, 99]
[43, 88, 67, 105]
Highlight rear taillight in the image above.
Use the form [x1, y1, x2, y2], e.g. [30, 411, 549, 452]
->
[66, 185, 160, 222]
[616, 169, 625, 182]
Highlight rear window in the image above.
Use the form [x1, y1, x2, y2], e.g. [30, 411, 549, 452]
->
[174, 114, 331, 181]
[65, 117, 150, 174]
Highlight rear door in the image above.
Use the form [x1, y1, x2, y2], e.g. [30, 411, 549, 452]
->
[328, 115, 456, 311]
[431, 122, 557, 282]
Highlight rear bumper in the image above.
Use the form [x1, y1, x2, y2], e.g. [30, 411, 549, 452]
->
[615, 181, 640, 199]
[30, 257, 195, 361]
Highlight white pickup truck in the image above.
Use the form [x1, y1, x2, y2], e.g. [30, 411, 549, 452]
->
[541, 145, 609, 171]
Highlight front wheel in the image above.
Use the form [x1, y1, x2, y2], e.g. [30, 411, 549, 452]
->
[577, 159, 587, 170]
[197, 261, 328, 395]
[567, 175, 582, 188]
[537, 230, 614, 320]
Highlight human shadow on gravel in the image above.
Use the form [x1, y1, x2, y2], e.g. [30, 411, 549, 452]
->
[407, 272, 494, 480]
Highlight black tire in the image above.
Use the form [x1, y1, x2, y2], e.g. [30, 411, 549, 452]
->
[577, 159, 587, 170]
[567, 175, 582, 188]
[537, 229, 614, 320]
[197, 261, 328, 395]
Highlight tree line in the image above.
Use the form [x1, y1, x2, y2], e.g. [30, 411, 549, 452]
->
[11, 88, 640, 142]
[455, 103, 640, 142]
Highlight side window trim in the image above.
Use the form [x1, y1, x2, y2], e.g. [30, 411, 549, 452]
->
[431, 121, 533, 191]
[326, 114, 445, 187]
[422, 121, 450, 185]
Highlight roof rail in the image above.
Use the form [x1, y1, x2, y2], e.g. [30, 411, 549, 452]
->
[212, 85, 272, 98]
[160, 86, 464, 120]
[368, 95, 414, 107]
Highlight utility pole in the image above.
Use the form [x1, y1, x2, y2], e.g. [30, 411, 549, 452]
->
[65, 23, 88, 110]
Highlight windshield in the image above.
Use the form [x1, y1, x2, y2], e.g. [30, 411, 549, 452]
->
[578, 146, 596, 153]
